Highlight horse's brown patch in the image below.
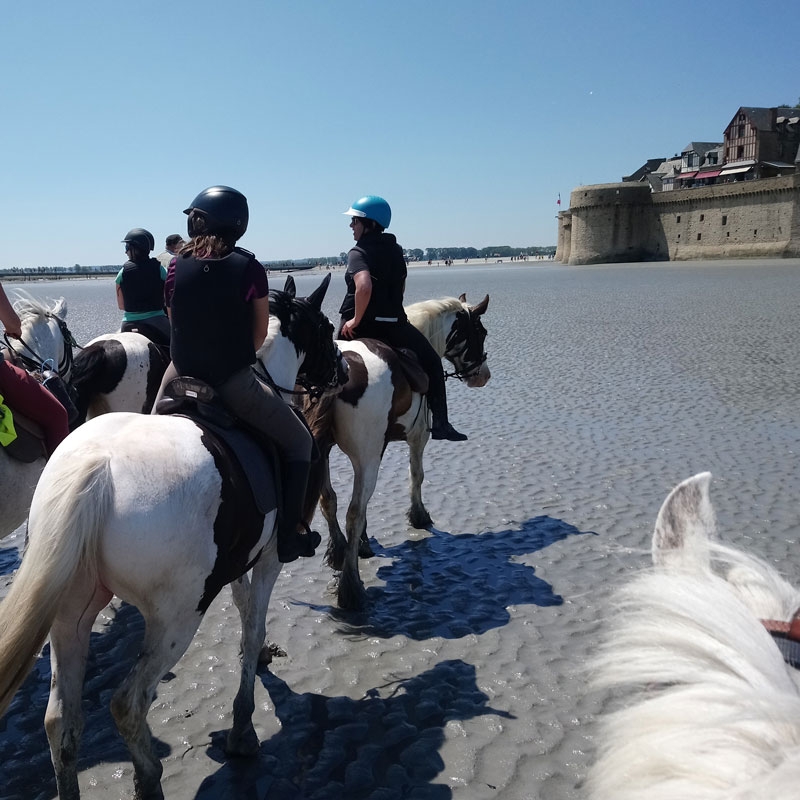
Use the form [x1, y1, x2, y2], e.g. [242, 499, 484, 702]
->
[338, 352, 368, 406]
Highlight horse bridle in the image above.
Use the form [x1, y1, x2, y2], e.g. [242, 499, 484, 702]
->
[762, 612, 800, 668]
[255, 295, 345, 402]
[443, 308, 487, 381]
[2, 313, 80, 379]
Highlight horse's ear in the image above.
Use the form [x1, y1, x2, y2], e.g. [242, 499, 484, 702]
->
[54, 297, 67, 318]
[652, 472, 715, 571]
[459, 293, 467, 303]
[470, 295, 489, 316]
[283, 275, 296, 297]
[306, 272, 331, 310]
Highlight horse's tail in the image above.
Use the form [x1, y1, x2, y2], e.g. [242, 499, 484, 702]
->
[0, 445, 113, 717]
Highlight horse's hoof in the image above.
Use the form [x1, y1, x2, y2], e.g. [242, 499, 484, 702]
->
[258, 641, 286, 666]
[407, 508, 433, 529]
[226, 727, 260, 757]
[358, 537, 375, 559]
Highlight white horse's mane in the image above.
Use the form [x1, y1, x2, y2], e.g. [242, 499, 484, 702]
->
[588, 538, 800, 799]
[405, 297, 465, 353]
[256, 315, 282, 359]
[11, 290, 62, 321]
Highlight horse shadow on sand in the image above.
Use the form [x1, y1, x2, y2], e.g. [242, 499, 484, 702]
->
[0, 603, 170, 800]
[196, 658, 510, 800]
[317, 515, 593, 640]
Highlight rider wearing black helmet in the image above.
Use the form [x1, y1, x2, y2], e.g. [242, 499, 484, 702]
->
[116, 227, 171, 347]
[161, 186, 321, 563]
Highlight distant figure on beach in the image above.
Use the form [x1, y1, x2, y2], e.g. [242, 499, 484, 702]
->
[116, 228, 171, 347]
[0, 280, 68, 455]
[157, 233, 185, 268]
[338, 194, 467, 441]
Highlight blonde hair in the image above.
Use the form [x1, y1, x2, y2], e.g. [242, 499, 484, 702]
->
[180, 235, 231, 260]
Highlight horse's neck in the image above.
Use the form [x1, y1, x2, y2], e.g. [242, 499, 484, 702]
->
[257, 323, 301, 394]
[417, 309, 455, 358]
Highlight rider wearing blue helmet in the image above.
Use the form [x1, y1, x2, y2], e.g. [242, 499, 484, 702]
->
[338, 195, 467, 441]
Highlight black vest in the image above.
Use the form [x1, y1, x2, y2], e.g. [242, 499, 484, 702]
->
[169, 249, 256, 386]
[339, 233, 407, 323]
[120, 258, 165, 313]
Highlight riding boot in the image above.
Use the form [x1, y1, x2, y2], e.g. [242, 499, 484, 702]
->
[277, 460, 322, 563]
[428, 393, 468, 442]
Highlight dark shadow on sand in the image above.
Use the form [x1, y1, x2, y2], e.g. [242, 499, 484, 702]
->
[196, 658, 510, 800]
[315, 515, 591, 639]
[0, 542, 21, 577]
[0, 603, 170, 800]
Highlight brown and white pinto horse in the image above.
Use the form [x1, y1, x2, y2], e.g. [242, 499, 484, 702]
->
[304, 293, 490, 610]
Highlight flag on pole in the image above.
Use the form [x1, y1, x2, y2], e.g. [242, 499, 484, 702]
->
[557, 193, 561, 206]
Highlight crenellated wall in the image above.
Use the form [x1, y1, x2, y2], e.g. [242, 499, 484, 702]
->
[557, 174, 800, 264]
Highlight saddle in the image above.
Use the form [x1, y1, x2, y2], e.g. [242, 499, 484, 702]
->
[155, 377, 278, 515]
[368, 339, 429, 394]
[1, 406, 47, 463]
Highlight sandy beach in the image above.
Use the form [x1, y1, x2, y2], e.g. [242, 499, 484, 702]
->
[1, 258, 800, 799]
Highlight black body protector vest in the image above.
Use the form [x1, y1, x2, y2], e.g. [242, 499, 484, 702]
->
[169, 249, 257, 386]
[339, 233, 407, 324]
[120, 257, 165, 313]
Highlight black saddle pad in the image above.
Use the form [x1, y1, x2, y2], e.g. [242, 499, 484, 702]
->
[156, 377, 278, 515]
[1, 407, 46, 463]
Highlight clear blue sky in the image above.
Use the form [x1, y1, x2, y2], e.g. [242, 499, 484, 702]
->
[1, 0, 796, 269]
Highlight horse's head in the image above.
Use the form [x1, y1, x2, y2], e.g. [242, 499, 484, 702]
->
[446, 293, 491, 388]
[8, 294, 76, 379]
[266, 273, 347, 399]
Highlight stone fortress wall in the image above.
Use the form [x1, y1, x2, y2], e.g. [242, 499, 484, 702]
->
[555, 174, 800, 264]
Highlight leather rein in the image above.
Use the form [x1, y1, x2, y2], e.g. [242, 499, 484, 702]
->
[762, 612, 800, 668]
[2, 313, 81, 379]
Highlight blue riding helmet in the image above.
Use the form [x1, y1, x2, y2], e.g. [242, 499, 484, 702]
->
[344, 195, 391, 230]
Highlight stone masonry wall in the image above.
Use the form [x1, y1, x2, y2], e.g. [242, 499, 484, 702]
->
[558, 174, 800, 264]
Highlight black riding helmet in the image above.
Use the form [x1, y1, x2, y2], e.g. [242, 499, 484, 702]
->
[122, 228, 155, 252]
[183, 186, 249, 243]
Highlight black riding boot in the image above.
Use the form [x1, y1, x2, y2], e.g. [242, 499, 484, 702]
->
[277, 461, 322, 563]
[428, 393, 468, 442]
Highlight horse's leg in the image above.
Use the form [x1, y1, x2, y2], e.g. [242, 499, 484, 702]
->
[407, 421, 433, 529]
[319, 448, 348, 570]
[110, 609, 202, 800]
[338, 458, 380, 611]
[45, 579, 113, 800]
[227, 544, 282, 756]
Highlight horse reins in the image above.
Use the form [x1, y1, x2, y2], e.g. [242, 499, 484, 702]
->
[443, 309, 487, 381]
[3, 313, 81, 379]
[761, 611, 800, 668]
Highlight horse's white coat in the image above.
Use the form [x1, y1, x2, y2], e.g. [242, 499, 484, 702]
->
[587, 473, 800, 800]
[0, 295, 70, 540]
[0, 276, 340, 799]
[316, 295, 490, 610]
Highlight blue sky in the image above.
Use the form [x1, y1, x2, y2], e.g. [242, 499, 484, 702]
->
[1, 0, 796, 269]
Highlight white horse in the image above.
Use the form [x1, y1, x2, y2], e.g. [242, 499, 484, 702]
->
[69, 331, 168, 425]
[587, 472, 800, 800]
[0, 294, 76, 540]
[0, 275, 346, 800]
[303, 293, 491, 610]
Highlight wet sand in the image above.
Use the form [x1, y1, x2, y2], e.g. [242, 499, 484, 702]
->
[1, 259, 800, 799]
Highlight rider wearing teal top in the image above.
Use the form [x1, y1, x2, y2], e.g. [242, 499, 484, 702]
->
[116, 228, 170, 347]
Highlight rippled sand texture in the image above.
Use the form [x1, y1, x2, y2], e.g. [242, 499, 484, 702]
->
[1, 260, 800, 799]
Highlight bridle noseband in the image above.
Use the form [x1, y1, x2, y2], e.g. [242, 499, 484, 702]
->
[443, 308, 487, 381]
